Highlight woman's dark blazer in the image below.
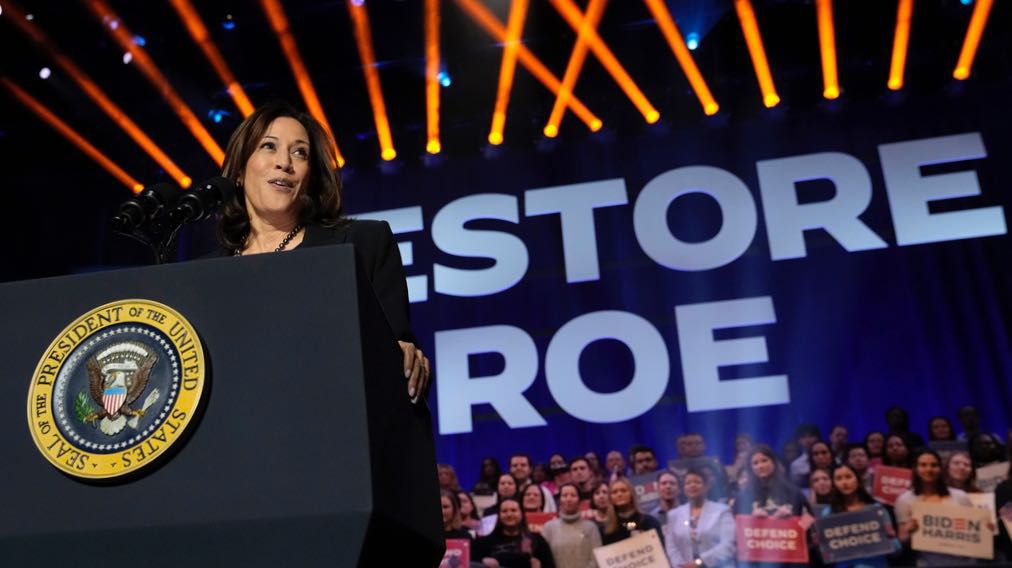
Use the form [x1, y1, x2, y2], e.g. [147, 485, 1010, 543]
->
[208, 219, 415, 344]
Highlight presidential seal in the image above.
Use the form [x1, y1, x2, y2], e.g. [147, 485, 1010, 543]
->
[27, 299, 206, 480]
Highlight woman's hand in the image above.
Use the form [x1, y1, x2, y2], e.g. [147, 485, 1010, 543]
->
[773, 505, 793, 519]
[530, 558, 541, 568]
[751, 505, 769, 518]
[398, 341, 431, 403]
[897, 519, 917, 542]
[481, 558, 500, 568]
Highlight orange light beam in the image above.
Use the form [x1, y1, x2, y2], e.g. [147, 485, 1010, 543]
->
[734, 0, 780, 108]
[548, 0, 659, 123]
[260, 0, 345, 167]
[2, 77, 144, 193]
[816, 0, 840, 99]
[348, 1, 397, 161]
[87, 0, 225, 166]
[953, 0, 993, 80]
[425, 0, 441, 154]
[544, 0, 606, 138]
[487, 0, 529, 145]
[168, 0, 255, 117]
[887, 0, 914, 90]
[454, 0, 601, 131]
[2, 0, 190, 187]
[643, 0, 719, 115]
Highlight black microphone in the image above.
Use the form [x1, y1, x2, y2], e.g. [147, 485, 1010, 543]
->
[170, 176, 236, 224]
[111, 182, 181, 232]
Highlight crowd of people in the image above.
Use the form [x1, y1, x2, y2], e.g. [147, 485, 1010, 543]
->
[437, 405, 1011, 567]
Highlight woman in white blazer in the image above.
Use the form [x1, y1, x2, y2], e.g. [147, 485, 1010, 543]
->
[665, 468, 736, 568]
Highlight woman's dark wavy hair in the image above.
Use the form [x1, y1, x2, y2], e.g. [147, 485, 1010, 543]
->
[828, 463, 875, 513]
[218, 101, 344, 250]
[911, 448, 950, 497]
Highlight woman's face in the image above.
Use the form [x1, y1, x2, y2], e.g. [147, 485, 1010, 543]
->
[885, 436, 908, 463]
[810, 443, 834, 469]
[498, 475, 517, 498]
[609, 482, 632, 508]
[592, 484, 610, 509]
[441, 496, 454, 525]
[242, 116, 310, 225]
[833, 467, 859, 496]
[498, 500, 522, 528]
[549, 454, 567, 470]
[522, 484, 543, 511]
[559, 486, 581, 514]
[947, 453, 972, 483]
[458, 492, 474, 517]
[751, 452, 775, 479]
[930, 418, 953, 440]
[684, 473, 706, 501]
[438, 468, 453, 487]
[916, 453, 942, 485]
[866, 433, 885, 455]
[810, 469, 832, 496]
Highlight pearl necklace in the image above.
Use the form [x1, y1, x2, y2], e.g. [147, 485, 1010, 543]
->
[234, 224, 303, 256]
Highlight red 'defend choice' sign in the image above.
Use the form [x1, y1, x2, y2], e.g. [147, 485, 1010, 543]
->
[526, 512, 558, 533]
[440, 539, 470, 568]
[736, 516, 809, 564]
[872, 466, 913, 505]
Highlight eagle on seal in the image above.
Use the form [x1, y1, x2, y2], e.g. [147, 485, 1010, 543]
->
[84, 341, 158, 435]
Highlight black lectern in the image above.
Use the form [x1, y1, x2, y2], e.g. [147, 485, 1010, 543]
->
[0, 245, 443, 566]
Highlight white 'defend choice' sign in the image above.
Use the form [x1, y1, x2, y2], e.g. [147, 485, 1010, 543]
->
[593, 530, 671, 568]
[911, 501, 994, 560]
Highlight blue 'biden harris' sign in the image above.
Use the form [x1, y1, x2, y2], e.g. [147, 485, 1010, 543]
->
[815, 506, 897, 564]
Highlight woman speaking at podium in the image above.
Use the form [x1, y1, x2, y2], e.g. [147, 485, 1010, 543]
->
[206, 101, 430, 401]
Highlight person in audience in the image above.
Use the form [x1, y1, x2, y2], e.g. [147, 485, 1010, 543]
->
[808, 441, 835, 474]
[442, 489, 473, 541]
[885, 406, 926, 449]
[629, 444, 658, 475]
[825, 463, 899, 568]
[956, 405, 987, 441]
[532, 463, 549, 486]
[676, 433, 706, 459]
[734, 444, 807, 518]
[590, 481, 611, 526]
[438, 463, 462, 492]
[844, 443, 873, 491]
[727, 433, 754, 482]
[665, 468, 735, 568]
[601, 477, 664, 545]
[543, 464, 569, 498]
[512, 453, 557, 512]
[568, 458, 596, 501]
[548, 454, 568, 471]
[968, 431, 1007, 468]
[943, 450, 979, 493]
[790, 424, 822, 487]
[474, 497, 556, 568]
[473, 457, 503, 495]
[458, 490, 482, 532]
[864, 431, 885, 465]
[782, 439, 801, 467]
[605, 450, 627, 479]
[927, 416, 956, 442]
[882, 433, 913, 469]
[484, 473, 521, 517]
[807, 468, 833, 508]
[728, 467, 750, 510]
[584, 452, 602, 479]
[829, 425, 848, 463]
[522, 483, 547, 513]
[895, 449, 985, 566]
[647, 470, 680, 525]
[541, 484, 601, 568]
